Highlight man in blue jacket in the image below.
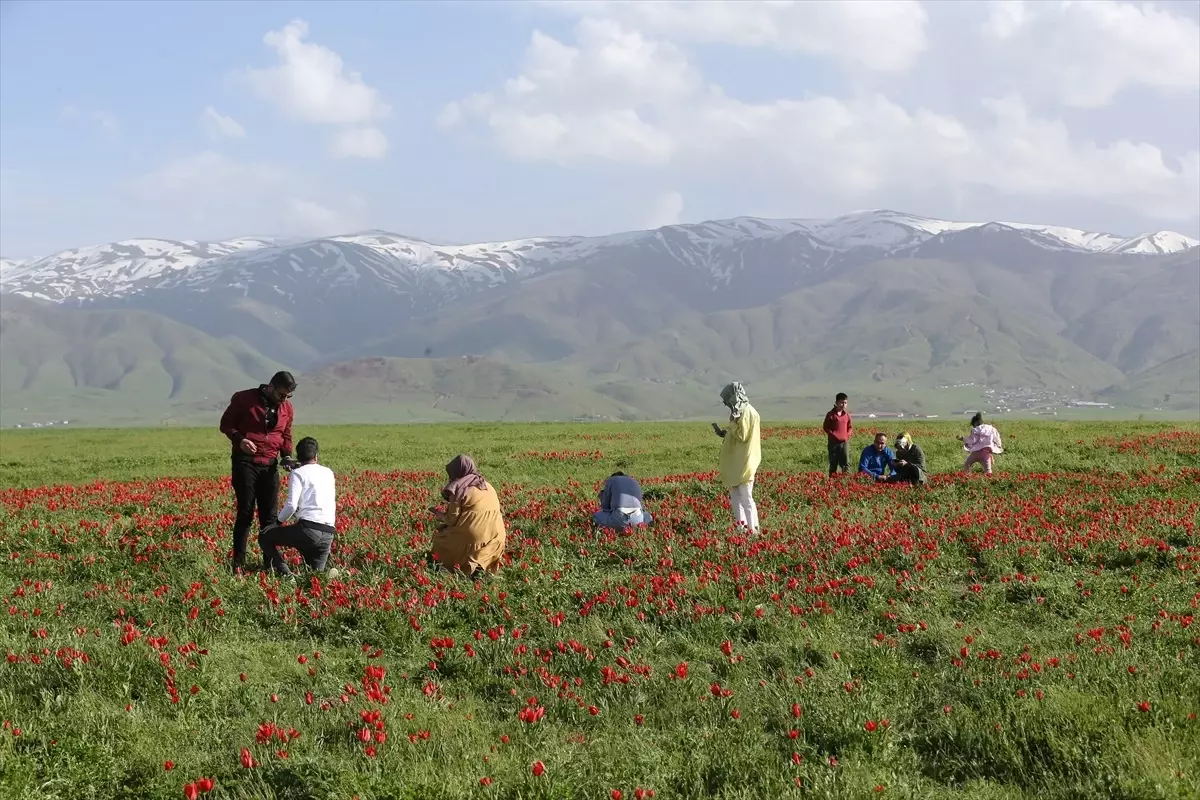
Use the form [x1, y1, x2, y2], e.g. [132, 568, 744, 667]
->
[593, 471, 653, 529]
[858, 433, 895, 481]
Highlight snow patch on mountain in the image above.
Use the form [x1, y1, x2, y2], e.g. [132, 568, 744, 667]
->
[797, 209, 978, 249]
[2, 237, 277, 300]
[1105, 231, 1200, 255]
[2, 210, 1194, 304]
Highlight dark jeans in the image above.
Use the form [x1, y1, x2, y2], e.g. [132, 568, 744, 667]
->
[231, 458, 279, 567]
[259, 519, 335, 575]
[827, 439, 850, 475]
[886, 463, 926, 485]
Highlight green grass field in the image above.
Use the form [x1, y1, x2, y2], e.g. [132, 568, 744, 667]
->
[0, 420, 1198, 800]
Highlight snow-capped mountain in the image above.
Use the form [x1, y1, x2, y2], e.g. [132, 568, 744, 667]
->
[1104, 231, 1199, 255]
[2, 209, 1194, 305]
[2, 209, 1196, 371]
[1, 237, 278, 301]
[3, 207, 1197, 422]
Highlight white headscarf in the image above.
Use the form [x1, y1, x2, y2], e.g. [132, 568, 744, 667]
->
[720, 382, 749, 420]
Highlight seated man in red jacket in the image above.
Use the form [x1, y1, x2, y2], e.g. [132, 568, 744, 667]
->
[218, 371, 296, 571]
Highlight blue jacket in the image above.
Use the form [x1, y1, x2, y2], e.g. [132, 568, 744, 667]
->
[858, 445, 895, 479]
[600, 474, 643, 512]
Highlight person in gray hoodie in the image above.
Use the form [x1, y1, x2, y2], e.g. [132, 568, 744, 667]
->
[592, 471, 653, 529]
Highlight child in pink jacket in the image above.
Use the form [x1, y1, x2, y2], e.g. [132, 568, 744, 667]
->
[959, 413, 1003, 475]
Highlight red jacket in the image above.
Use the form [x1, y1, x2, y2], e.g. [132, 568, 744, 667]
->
[823, 409, 852, 442]
[219, 386, 294, 464]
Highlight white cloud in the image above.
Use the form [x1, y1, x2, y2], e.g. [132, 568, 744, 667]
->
[61, 105, 118, 137]
[984, 0, 1029, 39]
[645, 190, 683, 229]
[539, 0, 929, 73]
[200, 106, 246, 140]
[243, 19, 390, 159]
[130, 151, 285, 201]
[984, 0, 1200, 108]
[330, 126, 388, 159]
[441, 18, 1199, 223]
[285, 197, 362, 235]
[126, 151, 362, 238]
[244, 19, 390, 124]
[438, 20, 691, 165]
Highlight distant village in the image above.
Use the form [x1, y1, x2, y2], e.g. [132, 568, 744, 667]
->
[934, 384, 1111, 416]
[851, 383, 1115, 420]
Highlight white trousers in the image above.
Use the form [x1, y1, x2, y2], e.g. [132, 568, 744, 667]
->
[730, 481, 759, 533]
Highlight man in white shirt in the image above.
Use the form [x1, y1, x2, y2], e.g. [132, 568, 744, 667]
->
[258, 436, 338, 577]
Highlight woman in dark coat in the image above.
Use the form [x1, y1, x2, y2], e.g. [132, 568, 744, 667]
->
[887, 432, 927, 485]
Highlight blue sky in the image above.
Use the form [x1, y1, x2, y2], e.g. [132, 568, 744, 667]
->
[1, 0, 1197, 257]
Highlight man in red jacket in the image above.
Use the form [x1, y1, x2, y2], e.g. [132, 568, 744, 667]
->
[218, 371, 297, 570]
[822, 392, 853, 476]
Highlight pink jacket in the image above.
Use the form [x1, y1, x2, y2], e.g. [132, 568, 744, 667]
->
[963, 424, 1003, 454]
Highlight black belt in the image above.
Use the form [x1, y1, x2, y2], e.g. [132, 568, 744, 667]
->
[296, 519, 336, 535]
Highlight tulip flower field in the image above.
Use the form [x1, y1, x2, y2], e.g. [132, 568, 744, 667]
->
[0, 420, 1197, 799]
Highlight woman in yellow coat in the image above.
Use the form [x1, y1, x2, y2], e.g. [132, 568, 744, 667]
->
[430, 454, 507, 576]
[712, 382, 761, 534]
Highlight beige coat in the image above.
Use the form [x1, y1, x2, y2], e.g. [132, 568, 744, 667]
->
[432, 483, 507, 576]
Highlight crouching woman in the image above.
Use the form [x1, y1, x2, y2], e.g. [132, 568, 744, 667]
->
[429, 454, 507, 577]
[887, 432, 927, 485]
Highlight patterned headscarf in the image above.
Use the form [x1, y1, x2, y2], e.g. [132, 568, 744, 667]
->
[442, 454, 488, 504]
[720, 382, 749, 420]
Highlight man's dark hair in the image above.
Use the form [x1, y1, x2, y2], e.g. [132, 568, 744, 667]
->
[874, 432, 887, 440]
[611, 471, 626, 477]
[271, 371, 297, 392]
[835, 392, 848, 402]
[296, 436, 319, 463]
[970, 412, 984, 427]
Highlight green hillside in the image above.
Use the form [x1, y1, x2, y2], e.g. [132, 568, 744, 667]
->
[296, 356, 645, 422]
[350, 256, 705, 363]
[575, 258, 1128, 393]
[1096, 350, 1200, 412]
[2, 241, 1198, 426]
[0, 295, 287, 425]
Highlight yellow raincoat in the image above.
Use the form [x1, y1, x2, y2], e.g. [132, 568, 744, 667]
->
[719, 402, 761, 488]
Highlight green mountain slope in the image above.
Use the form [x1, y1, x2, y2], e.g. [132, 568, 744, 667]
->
[0, 295, 287, 424]
[1097, 350, 1200, 412]
[2, 239, 1197, 425]
[349, 254, 708, 364]
[295, 356, 652, 422]
[1062, 256, 1200, 374]
[574, 258, 1128, 393]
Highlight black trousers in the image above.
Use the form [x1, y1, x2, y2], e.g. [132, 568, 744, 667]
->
[827, 439, 850, 475]
[230, 458, 279, 566]
[259, 519, 334, 575]
[886, 464, 926, 485]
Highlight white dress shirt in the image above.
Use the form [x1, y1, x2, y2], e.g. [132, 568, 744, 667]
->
[278, 462, 337, 527]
